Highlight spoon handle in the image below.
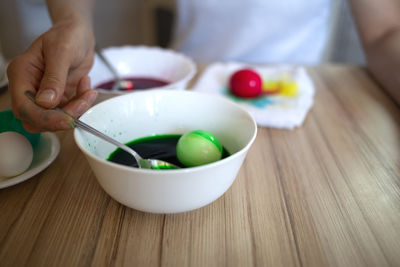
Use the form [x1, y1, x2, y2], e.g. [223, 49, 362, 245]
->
[94, 46, 122, 90]
[24, 91, 142, 166]
[73, 118, 142, 161]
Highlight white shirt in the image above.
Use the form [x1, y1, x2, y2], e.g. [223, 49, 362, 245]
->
[171, 0, 333, 64]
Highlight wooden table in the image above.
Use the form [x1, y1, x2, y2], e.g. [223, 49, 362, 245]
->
[0, 65, 399, 267]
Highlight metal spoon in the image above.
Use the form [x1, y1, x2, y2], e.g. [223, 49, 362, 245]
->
[94, 46, 134, 91]
[25, 91, 179, 170]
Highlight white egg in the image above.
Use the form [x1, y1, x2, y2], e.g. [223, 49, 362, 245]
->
[0, 131, 34, 177]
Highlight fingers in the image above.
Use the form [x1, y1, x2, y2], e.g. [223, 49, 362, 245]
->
[35, 45, 73, 108]
[7, 44, 74, 133]
[59, 69, 93, 106]
[13, 77, 96, 133]
[17, 90, 74, 133]
[8, 54, 95, 132]
[62, 90, 97, 118]
[62, 76, 97, 118]
[76, 75, 92, 96]
[7, 23, 96, 133]
[20, 76, 97, 133]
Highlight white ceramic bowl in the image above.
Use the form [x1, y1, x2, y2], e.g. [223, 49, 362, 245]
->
[74, 90, 257, 213]
[89, 46, 197, 94]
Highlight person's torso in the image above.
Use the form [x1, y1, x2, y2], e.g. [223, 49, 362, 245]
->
[171, 0, 333, 64]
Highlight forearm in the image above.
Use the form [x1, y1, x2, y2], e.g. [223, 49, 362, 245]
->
[45, 0, 95, 26]
[348, 0, 400, 104]
[365, 30, 400, 104]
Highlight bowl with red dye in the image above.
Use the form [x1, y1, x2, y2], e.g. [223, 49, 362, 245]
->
[89, 45, 197, 94]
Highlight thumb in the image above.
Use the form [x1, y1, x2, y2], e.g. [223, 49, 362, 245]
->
[36, 53, 70, 108]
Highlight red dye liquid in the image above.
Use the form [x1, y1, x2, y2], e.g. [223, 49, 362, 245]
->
[95, 77, 170, 91]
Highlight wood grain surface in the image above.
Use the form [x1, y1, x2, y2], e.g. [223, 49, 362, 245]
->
[0, 65, 399, 267]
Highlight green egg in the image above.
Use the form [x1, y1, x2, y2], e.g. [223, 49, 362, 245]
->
[176, 130, 223, 167]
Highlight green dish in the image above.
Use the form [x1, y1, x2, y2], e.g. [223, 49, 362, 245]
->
[0, 109, 41, 147]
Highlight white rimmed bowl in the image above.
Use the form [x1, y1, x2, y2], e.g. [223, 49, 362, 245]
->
[89, 45, 197, 94]
[74, 89, 257, 213]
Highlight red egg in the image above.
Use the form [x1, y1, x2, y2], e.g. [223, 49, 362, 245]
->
[229, 69, 262, 98]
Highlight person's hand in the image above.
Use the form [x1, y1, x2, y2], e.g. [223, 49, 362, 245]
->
[7, 17, 97, 132]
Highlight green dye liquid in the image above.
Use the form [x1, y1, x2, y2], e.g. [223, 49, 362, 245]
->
[107, 134, 230, 168]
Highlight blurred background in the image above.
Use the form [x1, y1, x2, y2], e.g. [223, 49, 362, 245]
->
[0, 0, 366, 81]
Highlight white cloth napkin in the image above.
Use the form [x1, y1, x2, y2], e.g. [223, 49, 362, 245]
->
[192, 62, 315, 130]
